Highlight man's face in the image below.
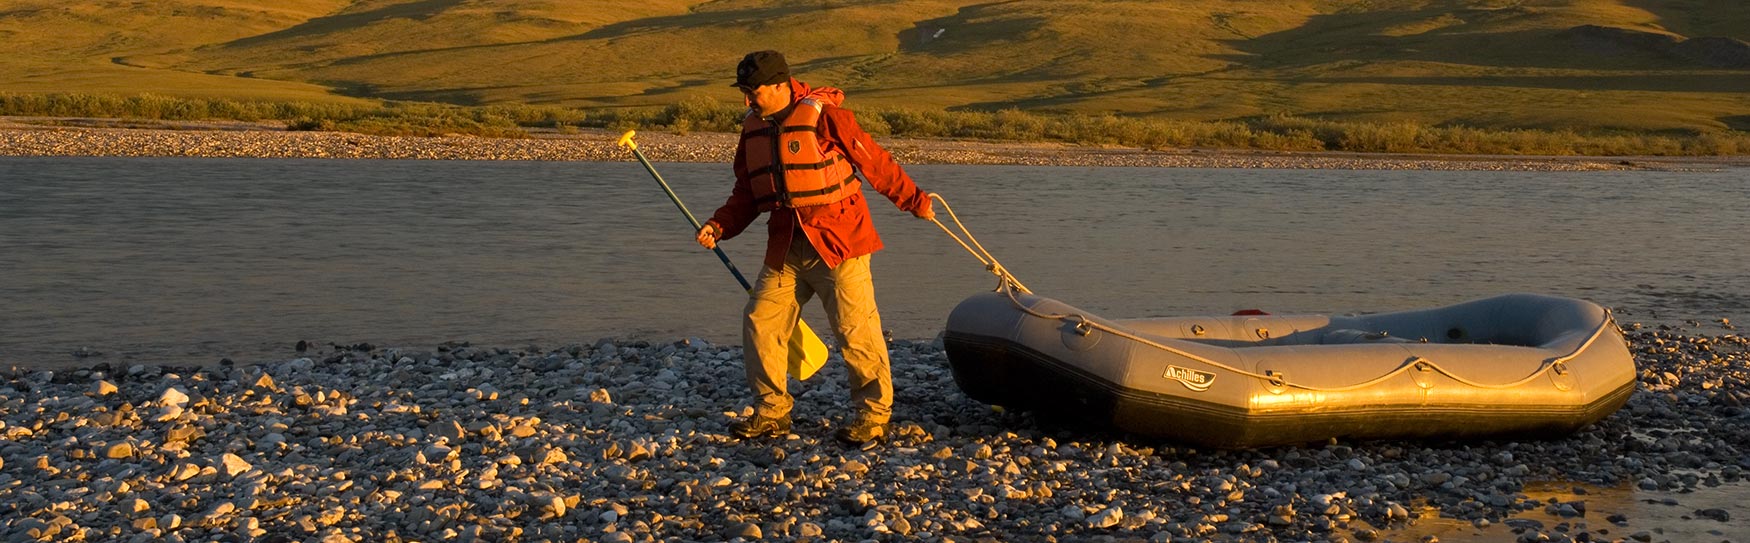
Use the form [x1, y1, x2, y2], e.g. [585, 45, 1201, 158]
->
[741, 82, 790, 116]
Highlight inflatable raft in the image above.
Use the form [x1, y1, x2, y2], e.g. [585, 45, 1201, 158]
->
[944, 292, 1636, 448]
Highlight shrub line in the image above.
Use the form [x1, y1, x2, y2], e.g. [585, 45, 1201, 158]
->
[3, 92, 1743, 156]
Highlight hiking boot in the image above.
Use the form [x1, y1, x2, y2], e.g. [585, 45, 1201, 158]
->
[834, 416, 888, 446]
[729, 414, 791, 439]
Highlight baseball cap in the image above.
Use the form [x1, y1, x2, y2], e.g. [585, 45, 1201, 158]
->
[731, 50, 789, 88]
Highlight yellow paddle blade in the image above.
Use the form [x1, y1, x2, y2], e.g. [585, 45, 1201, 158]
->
[787, 319, 830, 380]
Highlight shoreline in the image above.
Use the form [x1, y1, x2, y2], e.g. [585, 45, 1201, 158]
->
[6, 117, 1746, 541]
[4, 116, 1745, 171]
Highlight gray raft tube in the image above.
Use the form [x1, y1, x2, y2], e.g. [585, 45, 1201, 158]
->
[943, 293, 1637, 449]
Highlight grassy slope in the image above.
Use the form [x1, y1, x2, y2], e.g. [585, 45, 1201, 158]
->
[0, 0, 371, 102]
[1, 0, 1745, 132]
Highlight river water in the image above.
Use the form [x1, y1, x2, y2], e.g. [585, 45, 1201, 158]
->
[1, 157, 1746, 367]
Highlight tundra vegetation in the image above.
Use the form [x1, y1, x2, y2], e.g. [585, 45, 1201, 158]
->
[1, 0, 1745, 155]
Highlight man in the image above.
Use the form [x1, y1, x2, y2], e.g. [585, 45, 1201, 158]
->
[696, 50, 933, 445]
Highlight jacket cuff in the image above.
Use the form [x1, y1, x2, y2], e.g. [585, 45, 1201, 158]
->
[704, 219, 728, 239]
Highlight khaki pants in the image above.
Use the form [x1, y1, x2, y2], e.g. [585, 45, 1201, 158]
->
[744, 234, 892, 423]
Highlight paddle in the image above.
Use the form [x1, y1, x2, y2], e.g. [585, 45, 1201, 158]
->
[617, 130, 829, 380]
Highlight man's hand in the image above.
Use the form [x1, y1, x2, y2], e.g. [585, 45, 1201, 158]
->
[914, 199, 936, 221]
[696, 223, 721, 249]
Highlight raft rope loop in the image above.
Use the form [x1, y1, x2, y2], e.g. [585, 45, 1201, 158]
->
[925, 193, 1618, 392]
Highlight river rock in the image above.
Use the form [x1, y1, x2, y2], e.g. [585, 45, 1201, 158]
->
[220, 453, 252, 476]
[1088, 507, 1123, 528]
[728, 522, 761, 539]
[104, 442, 134, 459]
[158, 387, 189, 407]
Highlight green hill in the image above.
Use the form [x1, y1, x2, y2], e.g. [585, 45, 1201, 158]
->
[3, 0, 1747, 133]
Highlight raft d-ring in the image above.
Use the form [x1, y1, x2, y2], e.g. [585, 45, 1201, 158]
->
[1549, 361, 1577, 391]
[1255, 363, 1287, 394]
[1060, 316, 1101, 351]
[1410, 357, 1436, 390]
[1264, 370, 1287, 387]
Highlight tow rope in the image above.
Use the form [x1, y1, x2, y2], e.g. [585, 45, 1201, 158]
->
[925, 192, 1614, 393]
[925, 193, 1031, 294]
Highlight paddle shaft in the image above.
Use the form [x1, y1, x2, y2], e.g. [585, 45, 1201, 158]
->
[627, 146, 754, 290]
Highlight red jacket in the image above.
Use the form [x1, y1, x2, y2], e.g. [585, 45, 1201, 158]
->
[706, 79, 930, 270]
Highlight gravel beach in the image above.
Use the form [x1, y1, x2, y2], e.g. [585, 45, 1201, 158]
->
[1, 320, 1744, 542]
[5, 117, 1742, 171]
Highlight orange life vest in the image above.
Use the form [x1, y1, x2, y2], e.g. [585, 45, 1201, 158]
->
[741, 98, 860, 211]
